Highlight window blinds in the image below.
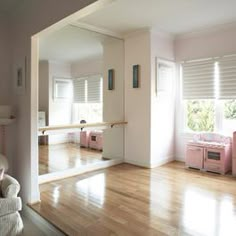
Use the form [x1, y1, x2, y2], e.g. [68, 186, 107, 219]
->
[87, 76, 102, 103]
[73, 75, 102, 103]
[182, 59, 215, 99]
[73, 78, 86, 103]
[219, 55, 236, 99]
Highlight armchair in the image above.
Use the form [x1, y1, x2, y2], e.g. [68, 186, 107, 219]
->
[0, 174, 23, 236]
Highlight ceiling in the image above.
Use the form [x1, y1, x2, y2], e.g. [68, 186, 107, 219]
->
[79, 0, 236, 36]
[39, 0, 236, 62]
[39, 25, 120, 63]
[0, 0, 23, 15]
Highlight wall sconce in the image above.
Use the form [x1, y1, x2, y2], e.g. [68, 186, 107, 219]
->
[133, 65, 140, 88]
[108, 69, 114, 90]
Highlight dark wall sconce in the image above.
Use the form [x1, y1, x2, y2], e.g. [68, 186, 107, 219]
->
[133, 65, 140, 88]
[108, 69, 114, 90]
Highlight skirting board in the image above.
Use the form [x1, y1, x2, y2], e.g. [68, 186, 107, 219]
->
[150, 156, 175, 168]
[175, 156, 185, 162]
[125, 156, 174, 169]
[124, 159, 150, 168]
[39, 158, 124, 184]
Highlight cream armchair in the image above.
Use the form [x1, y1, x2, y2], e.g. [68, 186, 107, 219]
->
[0, 174, 23, 236]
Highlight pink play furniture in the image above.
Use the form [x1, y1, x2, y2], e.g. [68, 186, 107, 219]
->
[232, 132, 236, 176]
[186, 133, 232, 174]
[89, 131, 103, 151]
[80, 131, 90, 148]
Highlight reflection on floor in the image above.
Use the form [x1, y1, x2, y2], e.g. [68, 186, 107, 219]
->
[31, 161, 236, 236]
[39, 143, 103, 175]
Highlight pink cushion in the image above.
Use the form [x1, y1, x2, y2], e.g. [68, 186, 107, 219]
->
[0, 168, 4, 181]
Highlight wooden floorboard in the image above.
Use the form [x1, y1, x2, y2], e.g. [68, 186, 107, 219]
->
[31, 161, 236, 236]
[39, 143, 103, 175]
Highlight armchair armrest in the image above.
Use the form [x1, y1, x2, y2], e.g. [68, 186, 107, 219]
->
[1, 175, 20, 198]
[0, 197, 22, 217]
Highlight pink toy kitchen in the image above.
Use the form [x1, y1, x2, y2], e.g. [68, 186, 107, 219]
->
[186, 132, 235, 175]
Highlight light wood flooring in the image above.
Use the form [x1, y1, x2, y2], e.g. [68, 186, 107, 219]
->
[32, 161, 236, 236]
[39, 143, 103, 175]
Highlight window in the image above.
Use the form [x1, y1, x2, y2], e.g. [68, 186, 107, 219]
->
[222, 99, 236, 134]
[72, 75, 103, 123]
[54, 78, 72, 100]
[182, 55, 236, 133]
[186, 100, 215, 132]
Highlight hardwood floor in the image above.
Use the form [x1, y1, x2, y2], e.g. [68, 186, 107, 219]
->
[39, 143, 103, 175]
[32, 161, 236, 236]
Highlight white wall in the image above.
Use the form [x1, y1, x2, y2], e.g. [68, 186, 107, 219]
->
[48, 61, 72, 144]
[8, 0, 102, 203]
[38, 61, 72, 144]
[174, 25, 236, 161]
[0, 15, 10, 105]
[38, 61, 49, 119]
[124, 30, 176, 168]
[150, 31, 175, 167]
[71, 58, 103, 78]
[103, 40, 124, 159]
[0, 15, 14, 172]
[124, 31, 151, 167]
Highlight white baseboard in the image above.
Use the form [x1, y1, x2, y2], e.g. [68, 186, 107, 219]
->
[124, 159, 151, 168]
[175, 156, 185, 162]
[39, 158, 124, 184]
[150, 155, 175, 168]
[22, 206, 65, 235]
[125, 156, 177, 168]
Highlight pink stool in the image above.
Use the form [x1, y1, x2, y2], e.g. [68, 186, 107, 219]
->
[80, 131, 90, 148]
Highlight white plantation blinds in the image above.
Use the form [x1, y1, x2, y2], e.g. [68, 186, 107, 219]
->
[73, 78, 86, 103]
[182, 59, 215, 99]
[73, 75, 102, 103]
[87, 76, 102, 103]
[219, 55, 236, 99]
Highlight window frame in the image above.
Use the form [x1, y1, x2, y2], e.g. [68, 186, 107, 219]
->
[179, 54, 236, 134]
[53, 77, 73, 101]
[183, 98, 236, 134]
